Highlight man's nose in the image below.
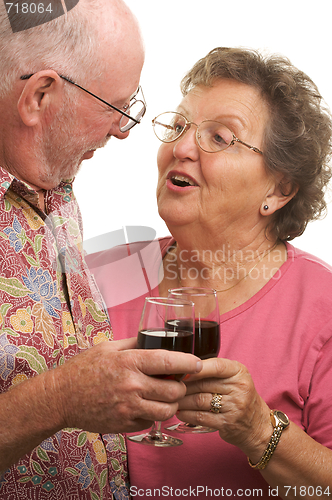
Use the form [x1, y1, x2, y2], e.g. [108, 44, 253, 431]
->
[108, 116, 131, 139]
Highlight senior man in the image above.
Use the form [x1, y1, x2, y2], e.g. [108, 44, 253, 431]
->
[0, 1, 201, 499]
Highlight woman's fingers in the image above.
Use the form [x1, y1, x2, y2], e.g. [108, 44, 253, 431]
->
[185, 357, 243, 383]
[177, 357, 272, 455]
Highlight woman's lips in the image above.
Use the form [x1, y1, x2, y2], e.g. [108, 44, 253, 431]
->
[166, 171, 199, 191]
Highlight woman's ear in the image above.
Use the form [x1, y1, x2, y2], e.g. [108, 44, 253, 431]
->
[261, 176, 299, 216]
[17, 70, 63, 127]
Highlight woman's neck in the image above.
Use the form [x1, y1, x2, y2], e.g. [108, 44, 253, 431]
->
[160, 233, 287, 314]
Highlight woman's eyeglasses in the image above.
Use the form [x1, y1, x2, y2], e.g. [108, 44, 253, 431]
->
[152, 111, 263, 155]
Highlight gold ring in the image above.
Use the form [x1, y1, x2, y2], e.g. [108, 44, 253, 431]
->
[210, 393, 223, 413]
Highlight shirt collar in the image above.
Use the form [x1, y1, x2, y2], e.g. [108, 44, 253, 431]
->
[0, 165, 74, 208]
[0, 167, 15, 200]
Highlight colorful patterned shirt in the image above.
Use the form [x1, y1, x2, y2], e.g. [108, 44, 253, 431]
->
[0, 166, 129, 500]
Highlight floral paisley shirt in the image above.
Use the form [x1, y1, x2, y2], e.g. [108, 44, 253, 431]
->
[0, 167, 129, 500]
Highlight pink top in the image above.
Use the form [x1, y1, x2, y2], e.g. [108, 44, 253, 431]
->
[88, 237, 332, 499]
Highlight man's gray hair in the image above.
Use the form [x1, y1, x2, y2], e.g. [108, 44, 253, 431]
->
[0, 0, 106, 96]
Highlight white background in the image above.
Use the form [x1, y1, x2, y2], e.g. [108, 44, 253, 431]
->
[75, 0, 332, 264]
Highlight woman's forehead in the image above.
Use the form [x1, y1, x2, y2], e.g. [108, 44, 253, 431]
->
[178, 80, 269, 131]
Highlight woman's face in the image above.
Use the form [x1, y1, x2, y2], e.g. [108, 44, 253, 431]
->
[156, 79, 275, 238]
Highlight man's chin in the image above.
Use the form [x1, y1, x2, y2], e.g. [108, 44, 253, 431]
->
[82, 150, 96, 160]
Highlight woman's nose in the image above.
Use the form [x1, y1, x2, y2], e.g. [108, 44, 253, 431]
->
[172, 124, 200, 161]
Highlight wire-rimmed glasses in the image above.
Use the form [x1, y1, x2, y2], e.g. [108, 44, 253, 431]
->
[152, 111, 263, 154]
[20, 74, 146, 132]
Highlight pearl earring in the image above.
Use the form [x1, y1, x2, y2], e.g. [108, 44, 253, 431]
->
[264, 205, 269, 211]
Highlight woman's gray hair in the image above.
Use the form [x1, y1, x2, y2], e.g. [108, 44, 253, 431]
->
[181, 47, 332, 241]
[0, 0, 106, 97]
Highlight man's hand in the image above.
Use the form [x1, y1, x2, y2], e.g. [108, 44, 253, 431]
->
[50, 338, 203, 434]
[0, 339, 202, 471]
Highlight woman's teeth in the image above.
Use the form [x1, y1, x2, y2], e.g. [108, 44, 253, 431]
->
[171, 175, 195, 187]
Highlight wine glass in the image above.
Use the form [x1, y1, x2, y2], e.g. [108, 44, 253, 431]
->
[166, 287, 220, 434]
[127, 296, 195, 447]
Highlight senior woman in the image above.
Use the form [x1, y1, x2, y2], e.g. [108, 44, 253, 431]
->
[87, 47, 332, 498]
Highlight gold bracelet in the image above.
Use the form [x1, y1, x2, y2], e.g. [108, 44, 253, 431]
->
[248, 410, 290, 470]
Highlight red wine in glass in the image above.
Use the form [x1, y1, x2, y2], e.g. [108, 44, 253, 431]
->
[166, 288, 220, 434]
[127, 297, 195, 447]
[137, 328, 194, 381]
[166, 318, 220, 360]
[137, 328, 194, 352]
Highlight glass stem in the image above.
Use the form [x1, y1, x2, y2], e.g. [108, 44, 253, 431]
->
[149, 421, 163, 440]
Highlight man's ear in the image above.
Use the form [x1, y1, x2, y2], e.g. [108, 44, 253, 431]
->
[260, 176, 299, 216]
[17, 70, 63, 127]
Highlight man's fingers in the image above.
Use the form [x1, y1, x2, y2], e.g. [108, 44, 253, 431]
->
[108, 337, 137, 350]
[136, 400, 180, 424]
[108, 341, 203, 380]
[135, 350, 202, 378]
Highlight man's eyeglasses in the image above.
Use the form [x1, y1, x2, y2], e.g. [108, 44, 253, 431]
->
[20, 73, 146, 132]
[152, 111, 263, 155]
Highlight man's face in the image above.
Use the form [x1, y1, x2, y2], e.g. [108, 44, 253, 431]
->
[37, 92, 113, 188]
[35, 13, 145, 190]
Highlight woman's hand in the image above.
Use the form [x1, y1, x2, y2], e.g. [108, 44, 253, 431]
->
[178, 357, 332, 499]
[178, 357, 272, 461]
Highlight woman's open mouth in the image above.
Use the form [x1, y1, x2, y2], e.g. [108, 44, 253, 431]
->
[167, 173, 198, 188]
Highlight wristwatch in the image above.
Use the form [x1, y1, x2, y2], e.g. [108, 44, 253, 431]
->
[248, 410, 290, 470]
